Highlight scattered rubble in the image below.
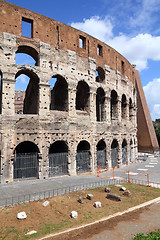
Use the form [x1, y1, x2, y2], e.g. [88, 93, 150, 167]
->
[25, 230, 37, 236]
[78, 197, 84, 204]
[94, 201, 101, 208]
[106, 193, 121, 201]
[87, 194, 93, 200]
[70, 211, 78, 218]
[105, 187, 111, 193]
[42, 200, 50, 207]
[123, 190, 131, 197]
[17, 212, 27, 220]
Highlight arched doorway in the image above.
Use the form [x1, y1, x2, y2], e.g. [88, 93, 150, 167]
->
[96, 87, 105, 122]
[122, 139, 127, 165]
[130, 139, 133, 162]
[96, 140, 106, 169]
[110, 90, 118, 120]
[49, 75, 68, 111]
[14, 141, 39, 179]
[121, 94, 127, 119]
[49, 141, 68, 176]
[76, 140, 90, 174]
[111, 139, 118, 168]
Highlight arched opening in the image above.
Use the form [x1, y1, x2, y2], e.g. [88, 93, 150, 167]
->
[110, 90, 118, 120]
[16, 46, 39, 66]
[76, 140, 90, 174]
[111, 139, 118, 168]
[96, 67, 105, 83]
[130, 139, 133, 162]
[121, 94, 127, 119]
[96, 140, 106, 169]
[49, 75, 68, 111]
[0, 71, 2, 114]
[76, 81, 90, 112]
[15, 69, 39, 114]
[129, 98, 133, 121]
[122, 139, 127, 165]
[49, 141, 68, 176]
[14, 141, 39, 179]
[96, 88, 105, 121]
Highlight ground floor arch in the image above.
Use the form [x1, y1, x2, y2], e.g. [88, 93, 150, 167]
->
[49, 141, 68, 177]
[130, 139, 133, 162]
[111, 139, 118, 168]
[122, 139, 127, 165]
[76, 140, 90, 174]
[14, 141, 39, 179]
[96, 139, 106, 169]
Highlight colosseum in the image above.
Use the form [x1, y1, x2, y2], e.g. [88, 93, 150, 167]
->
[0, 0, 158, 184]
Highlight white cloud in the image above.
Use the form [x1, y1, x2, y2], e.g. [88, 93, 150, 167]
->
[143, 78, 160, 120]
[71, 16, 113, 42]
[71, 17, 160, 71]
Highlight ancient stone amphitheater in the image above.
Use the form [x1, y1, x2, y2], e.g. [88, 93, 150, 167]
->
[0, 0, 158, 183]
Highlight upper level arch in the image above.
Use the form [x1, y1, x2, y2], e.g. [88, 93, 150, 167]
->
[49, 74, 68, 111]
[15, 69, 39, 114]
[16, 45, 39, 66]
[121, 94, 127, 120]
[96, 67, 105, 83]
[96, 87, 105, 121]
[110, 90, 118, 120]
[76, 80, 90, 112]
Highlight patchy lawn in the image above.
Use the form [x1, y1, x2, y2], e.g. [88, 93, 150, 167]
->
[0, 183, 160, 240]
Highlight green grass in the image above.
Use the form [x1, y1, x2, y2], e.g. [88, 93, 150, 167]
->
[133, 230, 160, 239]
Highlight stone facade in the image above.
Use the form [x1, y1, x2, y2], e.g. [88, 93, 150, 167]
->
[0, 0, 138, 183]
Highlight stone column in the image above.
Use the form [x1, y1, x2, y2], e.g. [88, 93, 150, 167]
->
[90, 88, 96, 122]
[68, 81, 76, 118]
[117, 97, 122, 122]
[2, 74, 16, 115]
[39, 83, 50, 117]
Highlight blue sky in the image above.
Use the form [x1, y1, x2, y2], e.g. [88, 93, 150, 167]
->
[7, 0, 160, 120]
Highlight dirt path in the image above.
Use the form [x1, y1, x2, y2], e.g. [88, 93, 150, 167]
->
[46, 201, 160, 240]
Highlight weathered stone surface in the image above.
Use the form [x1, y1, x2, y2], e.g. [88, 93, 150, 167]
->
[123, 190, 131, 197]
[70, 211, 78, 218]
[94, 201, 101, 208]
[105, 187, 111, 193]
[42, 200, 50, 207]
[25, 230, 37, 236]
[87, 194, 93, 200]
[106, 193, 121, 201]
[120, 186, 126, 191]
[17, 212, 27, 220]
[78, 197, 84, 204]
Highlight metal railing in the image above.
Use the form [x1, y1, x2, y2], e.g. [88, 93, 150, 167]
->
[0, 178, 123, 208]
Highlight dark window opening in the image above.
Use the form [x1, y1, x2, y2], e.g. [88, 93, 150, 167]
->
[79, 35, 86, 49]
[76, 81, 90, 112]
[97, 44, 103, 56]
[96, 67, 105, 83]
[96, 87, 105, 121]
[15, 69, 39, 114]
[121, 61, 125, 75]
[97, 140, 106, 169]
[22, 17, 33, 38]
[50, 75, 68, 111]
[76, 140, 90, 174]
[111, 90, 118, 120]
[121, 94, 127, 119]
[16, 46, 39, 66]
[0, 71, 2, 114]
[49, 141, 68, 154]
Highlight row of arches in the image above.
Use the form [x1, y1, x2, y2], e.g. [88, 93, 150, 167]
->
[0, 69, 134, 121]
[13, 138, 135, 180]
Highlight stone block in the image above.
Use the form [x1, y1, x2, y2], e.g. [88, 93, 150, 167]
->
[70, 211, 78, 218]
[17, 211, 27, 220]
[87, 194, 93, 200]
[94, 201, 101, 208]
[106, 193, 121, 201]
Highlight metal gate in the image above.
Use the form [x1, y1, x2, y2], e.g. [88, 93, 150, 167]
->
[122, 147, 127, 165]
[76, 151, 90, 174]
[14, 153, 38, 179]
[97, 150, 106, 169]
[49, 152, 68, 176]
[111, 148, 117, 168]
[130, 146, 132, 162]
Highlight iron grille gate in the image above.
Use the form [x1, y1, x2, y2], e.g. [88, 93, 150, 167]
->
[97, 150, 106, 169]
[76, 151, 90, 174]
[130, 146, 132, 162]
[14, 153, 38, 179]
[122, 147, 127, 165]
[111, 148, 117, 168]
[49, 152, 68, 176]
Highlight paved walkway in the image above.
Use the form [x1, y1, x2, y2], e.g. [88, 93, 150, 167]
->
[0, 155, 159, 207]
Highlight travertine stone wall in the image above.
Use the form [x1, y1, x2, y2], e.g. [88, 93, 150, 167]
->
[0, 0, 138, 183]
